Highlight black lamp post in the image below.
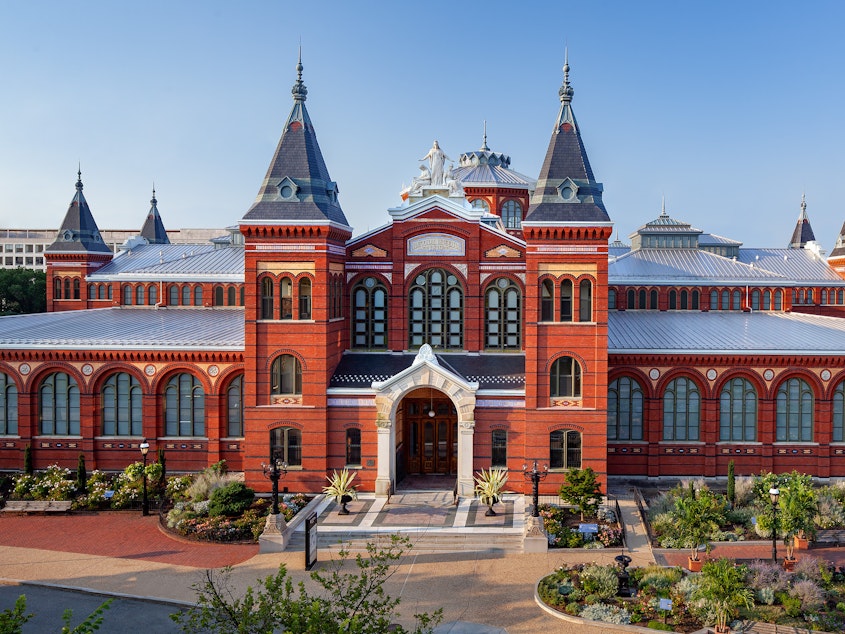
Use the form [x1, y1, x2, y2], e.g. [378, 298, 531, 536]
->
[522, 460, 549, 517]
[139, 440, 150, 516]
[769, 487, 780, 564]
[262, 453, 288, 516]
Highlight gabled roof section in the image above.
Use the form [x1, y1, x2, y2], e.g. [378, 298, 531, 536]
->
[139, 187, 170, 244]
[241, 54, 350, 230]
[525, 55, 610, 225]
[789, 194, 816, 248]
[46, 170, 113, 254]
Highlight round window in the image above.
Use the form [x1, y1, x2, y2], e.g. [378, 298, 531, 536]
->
[561, 186, 573, 199]
[280, 185, 293, 198]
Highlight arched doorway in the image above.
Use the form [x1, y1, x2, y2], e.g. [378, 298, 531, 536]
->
[402, 390, 457, 476]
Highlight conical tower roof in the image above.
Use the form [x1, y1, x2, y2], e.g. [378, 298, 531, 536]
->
[139, 186, 170, 244]
[46, 169, 112, 254]
[789, 194, 816, 248]
[524, 54, 610, 224]
[242, 54, 350, 229]
[829, 220, 845, 259]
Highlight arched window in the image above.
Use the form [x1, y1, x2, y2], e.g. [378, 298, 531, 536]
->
[88, 284, 95, 300]
[833, 380, 845, 443]
[579, 279, 592, 321]
[608, 289, 616, 310]
[270, 427, 302, 467]
[626, 288, 635, 310]
[164, 373, 205, 436]
[839, 289, 844, 305]
[0, 373, 18, 435]
[649, 289, 658, 310]
[181, 285, 190, 306]
[280, 277, 292, 319]
[271, 355, 302, 396]
[260, 277, 274, 320]
[808, 289, 814, 304]
[53, 278, 62, 300]
[123, 285, 132, 305]
[168, 285, 179, 306]
[732, 290, 741, 310]
[148, 285, 157, 305]
[346, 428, 362, 466]
[491, 429, 507, 467]
[108, 285, 113, 300]
[763, 291, 771, 310]
[541, 280, 554, 321]
[822, 290, 828, 305]
[751, 290, 760, 311]
[560, 279, 573, 322]
[680, 289, 688, 310]
[73, 278, 80, 299]
[102, 372, 142, 436]
[228, 286, 237, 306]
[721, 290, 729, 309]
[663, 377, 700, 441]
[776, 377, 813, 442]
[550, 430, 581, 469]
[719, 377, 757, 441]
[691, 290, 699, 310]
[227, 375, 243, 437]
[710, 290, 719, 310]
[352, 277, 388, 349]
[550, 356, 582, 399]
[774, 290, 783, 310]
[64, 278, 70, 299]
[99, 284, 106, 300]
[501, 200, 522, 229]
[668, 290, 677, 310]
[408, 268, 463, 350]
[485, 278, 521, 350]
[135, 285, 145, 306]
[39, 372, 80, 435]
[607, 376, 643, 441]
[214, 285, 224, 306]
[638, 289, 646, 310]
[193, 285, 203, 306]
[471, 198, 490, 212]
[298, 278, 312, 319]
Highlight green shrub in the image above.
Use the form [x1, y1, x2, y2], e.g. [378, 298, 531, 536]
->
[646, 621, 674, 631]
[579, 563, 618, 599]
[579, 603, 631, 625]
[186, 463, 231, 502]
[208, 482, 255, 517]
[781, 594, 802, 618]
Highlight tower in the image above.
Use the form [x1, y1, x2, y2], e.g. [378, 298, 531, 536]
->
[239, 54, 353, 491]
[522, 55, 613, 488]
[139, 186, 170, 245]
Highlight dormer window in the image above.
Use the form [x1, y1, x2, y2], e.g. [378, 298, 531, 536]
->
[276, 177, 299, 201]
[557, 178, 579, 202]
[471, 199, 490, 212]
[326, 181, 339, 203]
[62, 230, 75, 241]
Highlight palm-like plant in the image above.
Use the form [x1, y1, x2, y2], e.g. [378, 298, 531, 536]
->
[474, 468, 508, 516]
[694, 557, 754, 632]
[323, 468, 358, 515]
[672, 486, 725, 562]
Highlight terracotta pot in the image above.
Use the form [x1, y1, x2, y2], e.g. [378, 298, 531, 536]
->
[687, 556, 703, 572]
[783, 557, 796, 571]
[794, 535, 809, 550]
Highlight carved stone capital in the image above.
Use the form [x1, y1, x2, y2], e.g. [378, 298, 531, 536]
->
[459, 419, 476, 430]
[375, 416, 392, 429]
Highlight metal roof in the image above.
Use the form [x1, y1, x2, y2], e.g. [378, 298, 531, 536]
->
[0, 307, 244, 351]
[736, 248, 842, 282]
[609, 248, 785, 284]
[609, 310, 845, 355]
[699, 233, 742, 246]
[89, 243, 243, 281]
[452, 163, 535, 187]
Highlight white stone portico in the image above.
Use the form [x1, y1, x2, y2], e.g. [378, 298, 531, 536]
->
[371, 344, 479, 497]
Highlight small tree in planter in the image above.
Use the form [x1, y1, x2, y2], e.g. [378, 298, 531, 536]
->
[23, 445, 33, 476]
[473, 467, 508, 516]
[323, 468, 358, 515]
[76, 453, 88, 494]
[671, 485, 725, 571]
[778, 471, 817, 561]
[557, 467, 603, 521]
[694, 557, 754, 633]
[726, 460, 735, 509]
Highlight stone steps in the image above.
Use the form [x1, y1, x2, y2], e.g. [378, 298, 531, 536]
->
[286, 528, 525, 554]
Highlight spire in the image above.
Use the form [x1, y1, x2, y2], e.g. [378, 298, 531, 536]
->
[525, 55, 610, 224]
[661, 196, 667, 217]
[789, 193, 816, 248]
[480, 120, 489, 151]
[242, 53, 350, 229]
[139, 183, 170, 244]
[46, 169, 112, 254]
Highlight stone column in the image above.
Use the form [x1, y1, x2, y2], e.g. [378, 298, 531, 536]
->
[457, 419, 475, 497]
[374, 416, 393, 497]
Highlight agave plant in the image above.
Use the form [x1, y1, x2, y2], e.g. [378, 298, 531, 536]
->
[474, 467, 508, 516]
[323, 468, 358, 515]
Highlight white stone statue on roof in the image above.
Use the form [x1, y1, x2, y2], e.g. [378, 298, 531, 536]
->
[444, 163, 463, 196]
[409, 165, 431, 195]
[419, 140, 451, 186]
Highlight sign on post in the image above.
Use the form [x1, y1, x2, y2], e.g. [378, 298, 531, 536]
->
[305, 512, 318, 570]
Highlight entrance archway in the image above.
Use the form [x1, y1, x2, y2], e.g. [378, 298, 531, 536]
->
[401, 391, 457, 476]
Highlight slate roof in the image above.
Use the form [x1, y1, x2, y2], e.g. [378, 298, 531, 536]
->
[88, 243, 243, 281]
[0, 308, 243, 351]
[609, 310, 845, 356]
[329, 352, 525, 389]
[830, 222, 845, 258]
[789, 195, 816, 248]
[46, 173, 113, 254]
[241, 58, 350, 229]
[525, 60, 610, 225]
[139, 189, 170, 244]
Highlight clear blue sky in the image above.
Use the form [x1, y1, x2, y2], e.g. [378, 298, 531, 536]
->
[2, 1, 844, 249]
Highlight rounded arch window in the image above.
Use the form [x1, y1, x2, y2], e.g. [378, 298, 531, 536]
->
[470, 198, 490, 212]
[500, 200, 522, 229]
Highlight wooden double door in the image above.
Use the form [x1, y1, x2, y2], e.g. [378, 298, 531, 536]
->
[404, 398, 457, 475]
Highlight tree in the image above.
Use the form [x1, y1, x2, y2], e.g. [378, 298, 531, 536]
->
[172, 535, 442, 633]
[672, 486, 726, 562]
[694, 558, 753, 632]
[76, 453, 87, 493]
[0, 594, 111, 634]
[557, 467, 603, 521]
[726, 460, 735, 509]
[0, 268, 46, 315]
[23, 444, 33, 476]
[778, 471, 818, 559]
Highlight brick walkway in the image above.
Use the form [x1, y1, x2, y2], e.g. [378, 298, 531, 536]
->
[0, 512, 257, 568]
[656, 540, 845, 569]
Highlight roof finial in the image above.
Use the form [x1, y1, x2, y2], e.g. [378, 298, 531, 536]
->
[661, 195, 667, 217]
[76, 163, 83, 191]
[559, 47, 574, 104]
[291, 46, 308, 103]
[151, 182, 157, 205]
[480, 120, 489, 151]
[801, 191, 807, 217]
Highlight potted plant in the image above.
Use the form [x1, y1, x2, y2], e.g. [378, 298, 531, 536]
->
[473, 467, 508, 516]
[694, 557, 754, 633]
[778, 471, 817, 565]
[671, 485, 724, 572]
[323, 468, 358, 515]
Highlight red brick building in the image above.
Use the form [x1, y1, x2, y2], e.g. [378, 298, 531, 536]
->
[3, 57, 845, 496]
